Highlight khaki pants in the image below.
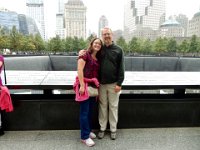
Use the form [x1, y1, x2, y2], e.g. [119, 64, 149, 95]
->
[98, 83, 121, 132]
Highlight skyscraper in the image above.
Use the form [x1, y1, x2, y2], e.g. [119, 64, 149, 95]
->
[64, 0, 86, 39]
[187, 11, 200, 37]
[58, 0, 65, 14]
[56, 0, 65, 39]
[26, 0, 46, 40]
[174, 14, 188, 37]
[98, 15, 108, 37]
[56, 13, 65, 39]
[124, 0, 166, 41]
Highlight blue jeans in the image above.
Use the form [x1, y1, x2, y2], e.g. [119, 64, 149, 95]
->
[79, 97, 95, 140]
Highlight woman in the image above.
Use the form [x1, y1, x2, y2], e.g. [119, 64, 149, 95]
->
[0, 54, 4, 136]
[77, 38, 102, 147]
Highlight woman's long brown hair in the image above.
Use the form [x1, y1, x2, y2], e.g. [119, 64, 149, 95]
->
[87, 38, 103, 60]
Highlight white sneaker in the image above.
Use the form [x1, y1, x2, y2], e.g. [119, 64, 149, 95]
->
[89, 132, 96, 139]
[81, 138, 95, 147]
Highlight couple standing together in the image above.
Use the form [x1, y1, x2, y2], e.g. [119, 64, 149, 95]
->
[76, 27, 125, 147]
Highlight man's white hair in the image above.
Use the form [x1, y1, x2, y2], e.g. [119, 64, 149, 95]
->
[101, 27, 112, 33]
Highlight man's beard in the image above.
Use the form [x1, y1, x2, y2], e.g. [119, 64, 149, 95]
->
[104, 38, 111, 45]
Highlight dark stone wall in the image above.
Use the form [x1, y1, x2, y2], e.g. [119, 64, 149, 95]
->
[179, 57, 200, 71]
[4, 55, 200, 71]
[2, 56, 200, 130]
[49, 55, 77, 71]
[4, 56, 52, 71]
[2, 94, 200, 130]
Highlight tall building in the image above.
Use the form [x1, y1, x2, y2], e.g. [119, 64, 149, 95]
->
[58, 0, 65, 14]
[64, 0, 86, 39]
[0, 9, 40, 36]
[56, 13, 65, 39]
[124, 0, 166, 41]
[160, 19, 184, 37]
[98, 15, 108, 37]
[56, 0, 65, 39]
[112, 30, 123, 42]
[170, 15, 188, 37]
[26, 0, 46, 40]
[0, 10, 19, 31]
[187, 11, 200, 37]
[133, 27, 159, 40]
[18, 14, 29, 35]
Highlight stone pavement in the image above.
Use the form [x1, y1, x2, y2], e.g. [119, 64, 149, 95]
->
[0, 127, 200, 150]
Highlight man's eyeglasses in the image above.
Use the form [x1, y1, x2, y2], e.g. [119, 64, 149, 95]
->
[102, 33, 111, 36]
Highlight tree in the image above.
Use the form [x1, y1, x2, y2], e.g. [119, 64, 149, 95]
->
[0, 25, 9, 35]
[65, 37, 74, 52]
[78, 37, 87, 50]
[178, 39, 189, 54]
[34, 34, 45, 52]
[87, 34, 97, 43]
[48, 35, 64, 54]
[197, 40, 200, 53]
[72, 36, 80, 52]
[140, 39, 153, 55]
[116, 36, 128, 54]
[0, 35, 10, 50]
[166, 38, 177, 55]
[9, 26, 24, 52]
[189, 35, 198, 53]
[128, 37, 141, 54]
[153, 37, 168, 54]
[21, 35, 36, 52]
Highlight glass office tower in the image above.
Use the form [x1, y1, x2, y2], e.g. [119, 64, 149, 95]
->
[0, 10, 40, 36]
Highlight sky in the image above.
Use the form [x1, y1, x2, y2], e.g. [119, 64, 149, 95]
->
[0, 0, 200, 38]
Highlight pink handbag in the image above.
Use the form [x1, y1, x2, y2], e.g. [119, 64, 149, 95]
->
[74, 82, 89, 102]
[73, 76, 99, 102]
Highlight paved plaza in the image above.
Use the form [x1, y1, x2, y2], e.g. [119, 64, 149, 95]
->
[0, 127, 200, 150]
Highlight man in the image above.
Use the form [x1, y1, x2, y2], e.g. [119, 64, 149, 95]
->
[97, 27, 124, 140]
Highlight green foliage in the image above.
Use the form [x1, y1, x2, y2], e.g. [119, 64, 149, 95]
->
[116, 36, 128, 54]
[48, 35, 65, 53]
[140, 39, 153, 54]
[64, 36, 87, 53]
[9, 26, 23, 51]
[0, 25, 9, 35]
[34, 34, 45, 51]
[0, 25, 200, 56]
[87, 34, 97, 43]
[22, 35, 36, 51]
[189, 35, 199, 52]
[78, 37, 87, 50]
[128, 37, 141, 53]
[198, 41, 200, 52]
[153, 37, 168, 53]
[166, 38, 177, 53]
[0, 35, 10, 50]
[64, 37, 74, 52]
[178, 39, 189, 53]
